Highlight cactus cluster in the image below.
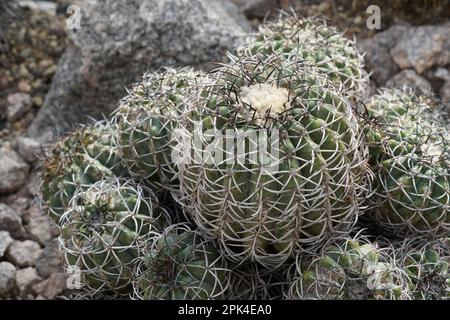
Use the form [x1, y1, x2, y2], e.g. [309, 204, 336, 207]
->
[40, 12, 450, 300]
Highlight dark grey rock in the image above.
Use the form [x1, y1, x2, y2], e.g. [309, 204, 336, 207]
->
[358, 39, 399, 86]
[35, 239, 63, 278]
[0, 203, 25, 239]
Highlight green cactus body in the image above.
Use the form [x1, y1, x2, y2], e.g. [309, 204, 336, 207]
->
[112, 67, 204, 193]
[179, 55, 369, 269]
[237, 13, 369, 98]
[59, 179, 170, 296]
[287, 237, 409, 300]
[41, 122, 128, 223]
[398, 239, 450, 300]
[134, 224, 229, 300]
[365, 89, 450, 237]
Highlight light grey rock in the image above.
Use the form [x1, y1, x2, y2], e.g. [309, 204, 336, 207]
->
[0, 146, 30, 194]
[0, 262, 16, 296]
[0, 203, 25, 239]
[5, 240, 42, 267]
[15, 267, 42, 295]
[18, 1, 57, 13]
[390, 23, 450, 74]
[35, 239, 63, 278]
[0, 231, 13, 259]
[26, 216, 53, 246]
[6, 93, 33, 122]
[433, 67, 450, 81]
[386, 69, 433, 95]
[32, 272, 67, 300]
[15, 137, 43, 163]
[27, 0, 250, 142]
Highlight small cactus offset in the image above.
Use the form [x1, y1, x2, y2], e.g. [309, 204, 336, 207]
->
[286, 236, 411, 300]
[133, 224, 230, 300]
[396, 239, 450, 299]
[59, 178, 171, 297]
[112, 67, 204, 194]
[38, 11, 450, 301]
[237, 12, 369, 98]
[41, 121, 128, 223]
[364, 89, 450, 238]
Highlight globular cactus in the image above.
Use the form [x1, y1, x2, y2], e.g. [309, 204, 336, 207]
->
[112, 67, 204, 194]
[59, 178, 171, 297]
[396, 239, 450, 300]
[286, 236, 411, 300]
[237, 12, 369, 98]
[41, 121, 128, 223]
[364, 89, 450, 238]
[178, 54, 370, 269]
[133, 224, 230, 300]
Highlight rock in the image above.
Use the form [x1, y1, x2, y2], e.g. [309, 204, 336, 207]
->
[0, 262, 16, 296]
[8, 196, 30, 216]
[27, 0, 251, 142]
[390, 23, 450, 74]
[6, 93, 33, 122]
[5, 240, 42, 267]
[35, 239, 63, 278]
[0, 231, 13, 258]
[386, 69, 433, 94]
[0, 203, 25, 239]
[0, 146, 30, 194]
[15, 267, 42, 295]
[32, 273, 67, 300]
[22, 203, 43, 225]
[18, 80, 32, 93]
[15, 137, 43, 163]
[358, 39, 399, 86]
[433, 68, 450, 82]
[441, 80, 450, 101]
[26, 216, 53, 246]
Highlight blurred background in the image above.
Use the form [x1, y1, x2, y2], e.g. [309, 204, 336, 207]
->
[0, 0, 449, 300]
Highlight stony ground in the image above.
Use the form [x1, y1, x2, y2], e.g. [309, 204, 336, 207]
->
[0, 0, 449, 300]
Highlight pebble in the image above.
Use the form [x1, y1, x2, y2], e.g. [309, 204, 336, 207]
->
[0, 147, 30, 194]
[15, 136, 43, 163]
[6, 92, 33, 122]
[0, 262, 17, 296]
[5, 240, 43, 267]
[0, 203, 25, 239]
[15, 267, 42, 295]
[0, 231, 14, 258]
[32, 273, 67, 300]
